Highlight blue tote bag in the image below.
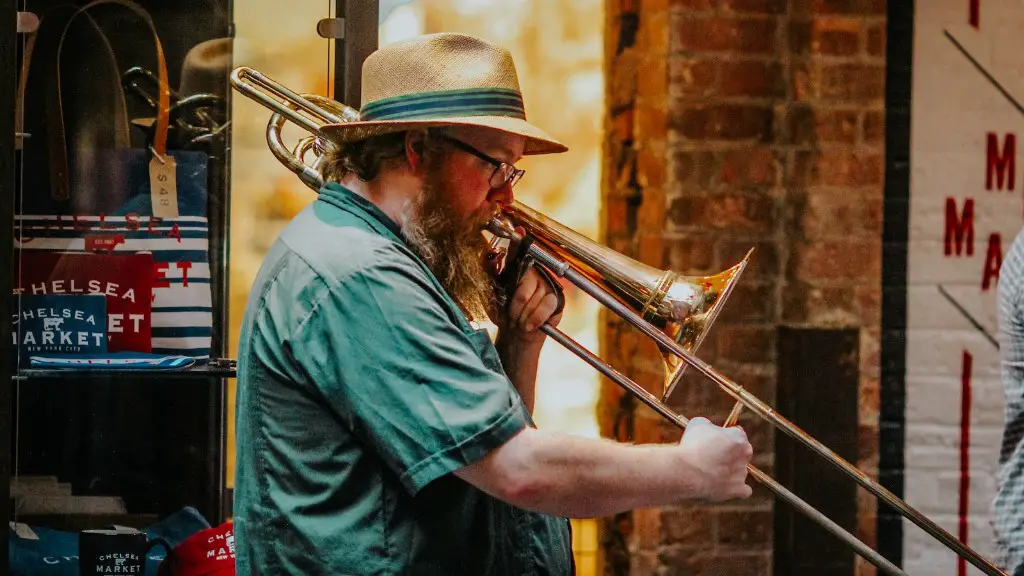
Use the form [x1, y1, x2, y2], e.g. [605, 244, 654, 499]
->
[8, 506, 212, 576]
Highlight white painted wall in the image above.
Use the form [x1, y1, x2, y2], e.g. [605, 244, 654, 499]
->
[906, 0, 1024, 572]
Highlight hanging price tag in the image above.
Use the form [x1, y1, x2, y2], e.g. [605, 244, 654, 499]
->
[149, 154, 179, 219]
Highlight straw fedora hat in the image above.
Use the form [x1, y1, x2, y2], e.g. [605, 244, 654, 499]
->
[318, 32, 568, 155]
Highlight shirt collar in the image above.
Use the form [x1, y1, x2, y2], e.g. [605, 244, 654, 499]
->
[317, 181, 404, 240]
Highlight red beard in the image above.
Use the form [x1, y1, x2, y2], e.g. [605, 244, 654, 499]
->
[399, 164, 499, 322]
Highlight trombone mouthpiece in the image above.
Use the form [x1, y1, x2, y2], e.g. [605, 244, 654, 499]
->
[487, 215, 520, 242]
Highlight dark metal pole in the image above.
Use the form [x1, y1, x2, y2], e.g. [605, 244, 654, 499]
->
[210, 2, 235, 523]
[1, 1, 16, 573]
[333, 0, 379, 108]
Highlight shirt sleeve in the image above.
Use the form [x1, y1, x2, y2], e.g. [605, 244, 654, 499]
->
[291, 244, 531, 495]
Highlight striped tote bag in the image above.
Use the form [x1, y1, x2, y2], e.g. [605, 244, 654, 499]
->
[15, 186, 214, 359]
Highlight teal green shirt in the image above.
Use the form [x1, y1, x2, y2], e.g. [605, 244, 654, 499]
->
[233, 183, 574, 575]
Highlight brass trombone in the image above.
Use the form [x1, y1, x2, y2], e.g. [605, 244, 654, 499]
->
[229, 65, 1007, 576]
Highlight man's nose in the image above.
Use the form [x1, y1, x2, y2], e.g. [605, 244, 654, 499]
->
[488, 180, 514, 205]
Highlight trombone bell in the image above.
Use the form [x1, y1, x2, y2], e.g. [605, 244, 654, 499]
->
[500, 201, 750, 402]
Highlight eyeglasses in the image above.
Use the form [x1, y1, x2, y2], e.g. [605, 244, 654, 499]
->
[434, 133, 525, 190]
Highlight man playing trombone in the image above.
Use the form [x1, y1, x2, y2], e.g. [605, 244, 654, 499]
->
[232, 32, 753, 575]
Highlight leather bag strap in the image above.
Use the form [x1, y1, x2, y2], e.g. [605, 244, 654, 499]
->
[15, 0, 170, 202]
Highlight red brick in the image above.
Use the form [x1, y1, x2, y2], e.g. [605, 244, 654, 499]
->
[865, 194, 883, 234]
[660, 549, 771, 576]
[639, 8, 671, 57]
[635, 104, 668, 150]
[611, 107, 634, 142]
[716, 325, 774, 364]
[791, 151, 883, 187]
[719, 0, 787, 13]
[661, 507, 714, 545]
[670, 0, 713, 9]
[634, 411, 668, 444]
[605, 195, 630, 236]
[790, 18, 862, 56]
[857, 489, 879, 551]
[633, 507, 661, 546]
[782, 282, 858, 323]
[863, 109, 884, 143]
[672, 15, 777, 54]
[668, 369, 734, 415]
[867, 23, 885, 56]
[856, 283, 880, 325]
[659, 548, 712, 574]
[856, 557, 880, 573]
[792, 0, 886, 14]
[718, 239, 778, 282]
[638, 185, 669, 231]
[669, 191, 775, 231]
[714, 192, 774, 231]
[820, 151, 883, 186]
[735, 409, 775, 453]
[678, 363, 775, 418]
[665, 235, 716, 272]
[745, 473, 776, 506]
[668, 57, 718, 97]
[819, 109, 861, 143]
[634, 325, 674, 368]
[818, 63, 886, 103]
[638, 233, 665, 268]
[799, 190, 883, 239]
[716, 283, 775, 323]
[633, 551, 660, 573]
[598, 380, 629, 439]
[718, 60, 785, 98]
[610, 51, 639, 109]
[791, 240, 881, 281]
[718, 509, 772, 547]
[782, 105, 860, 145]
[667, 0, 786, 9]
[721, 146, 778, 186]
[668, 195, 709, 228]
[672, 150, 718, 187]
[671, 103, 774, 141]
[603, 322, 638, 378]
[791, 61, 813, 101]
[860, 377, 880, 425]
[608, 236, 632, 258]
[859, 326, 879, 375]
[859, 423, 880, 470]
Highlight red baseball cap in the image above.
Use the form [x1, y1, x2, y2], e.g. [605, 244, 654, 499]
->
[159, 522, 235, 576]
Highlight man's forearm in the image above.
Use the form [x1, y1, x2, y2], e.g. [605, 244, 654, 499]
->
[496, 335, 543, 414]
[462, 427, 707, 518]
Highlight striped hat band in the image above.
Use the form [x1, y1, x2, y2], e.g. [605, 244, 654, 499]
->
[360, 88, 526, 121]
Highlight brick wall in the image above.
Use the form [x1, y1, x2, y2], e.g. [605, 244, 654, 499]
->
[600, 0, 886, 574]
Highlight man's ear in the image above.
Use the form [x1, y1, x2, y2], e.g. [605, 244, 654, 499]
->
[404, 129, 428, 174]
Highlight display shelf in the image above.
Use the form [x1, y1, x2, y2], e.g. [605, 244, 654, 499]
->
[12, 358, 237, 381]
